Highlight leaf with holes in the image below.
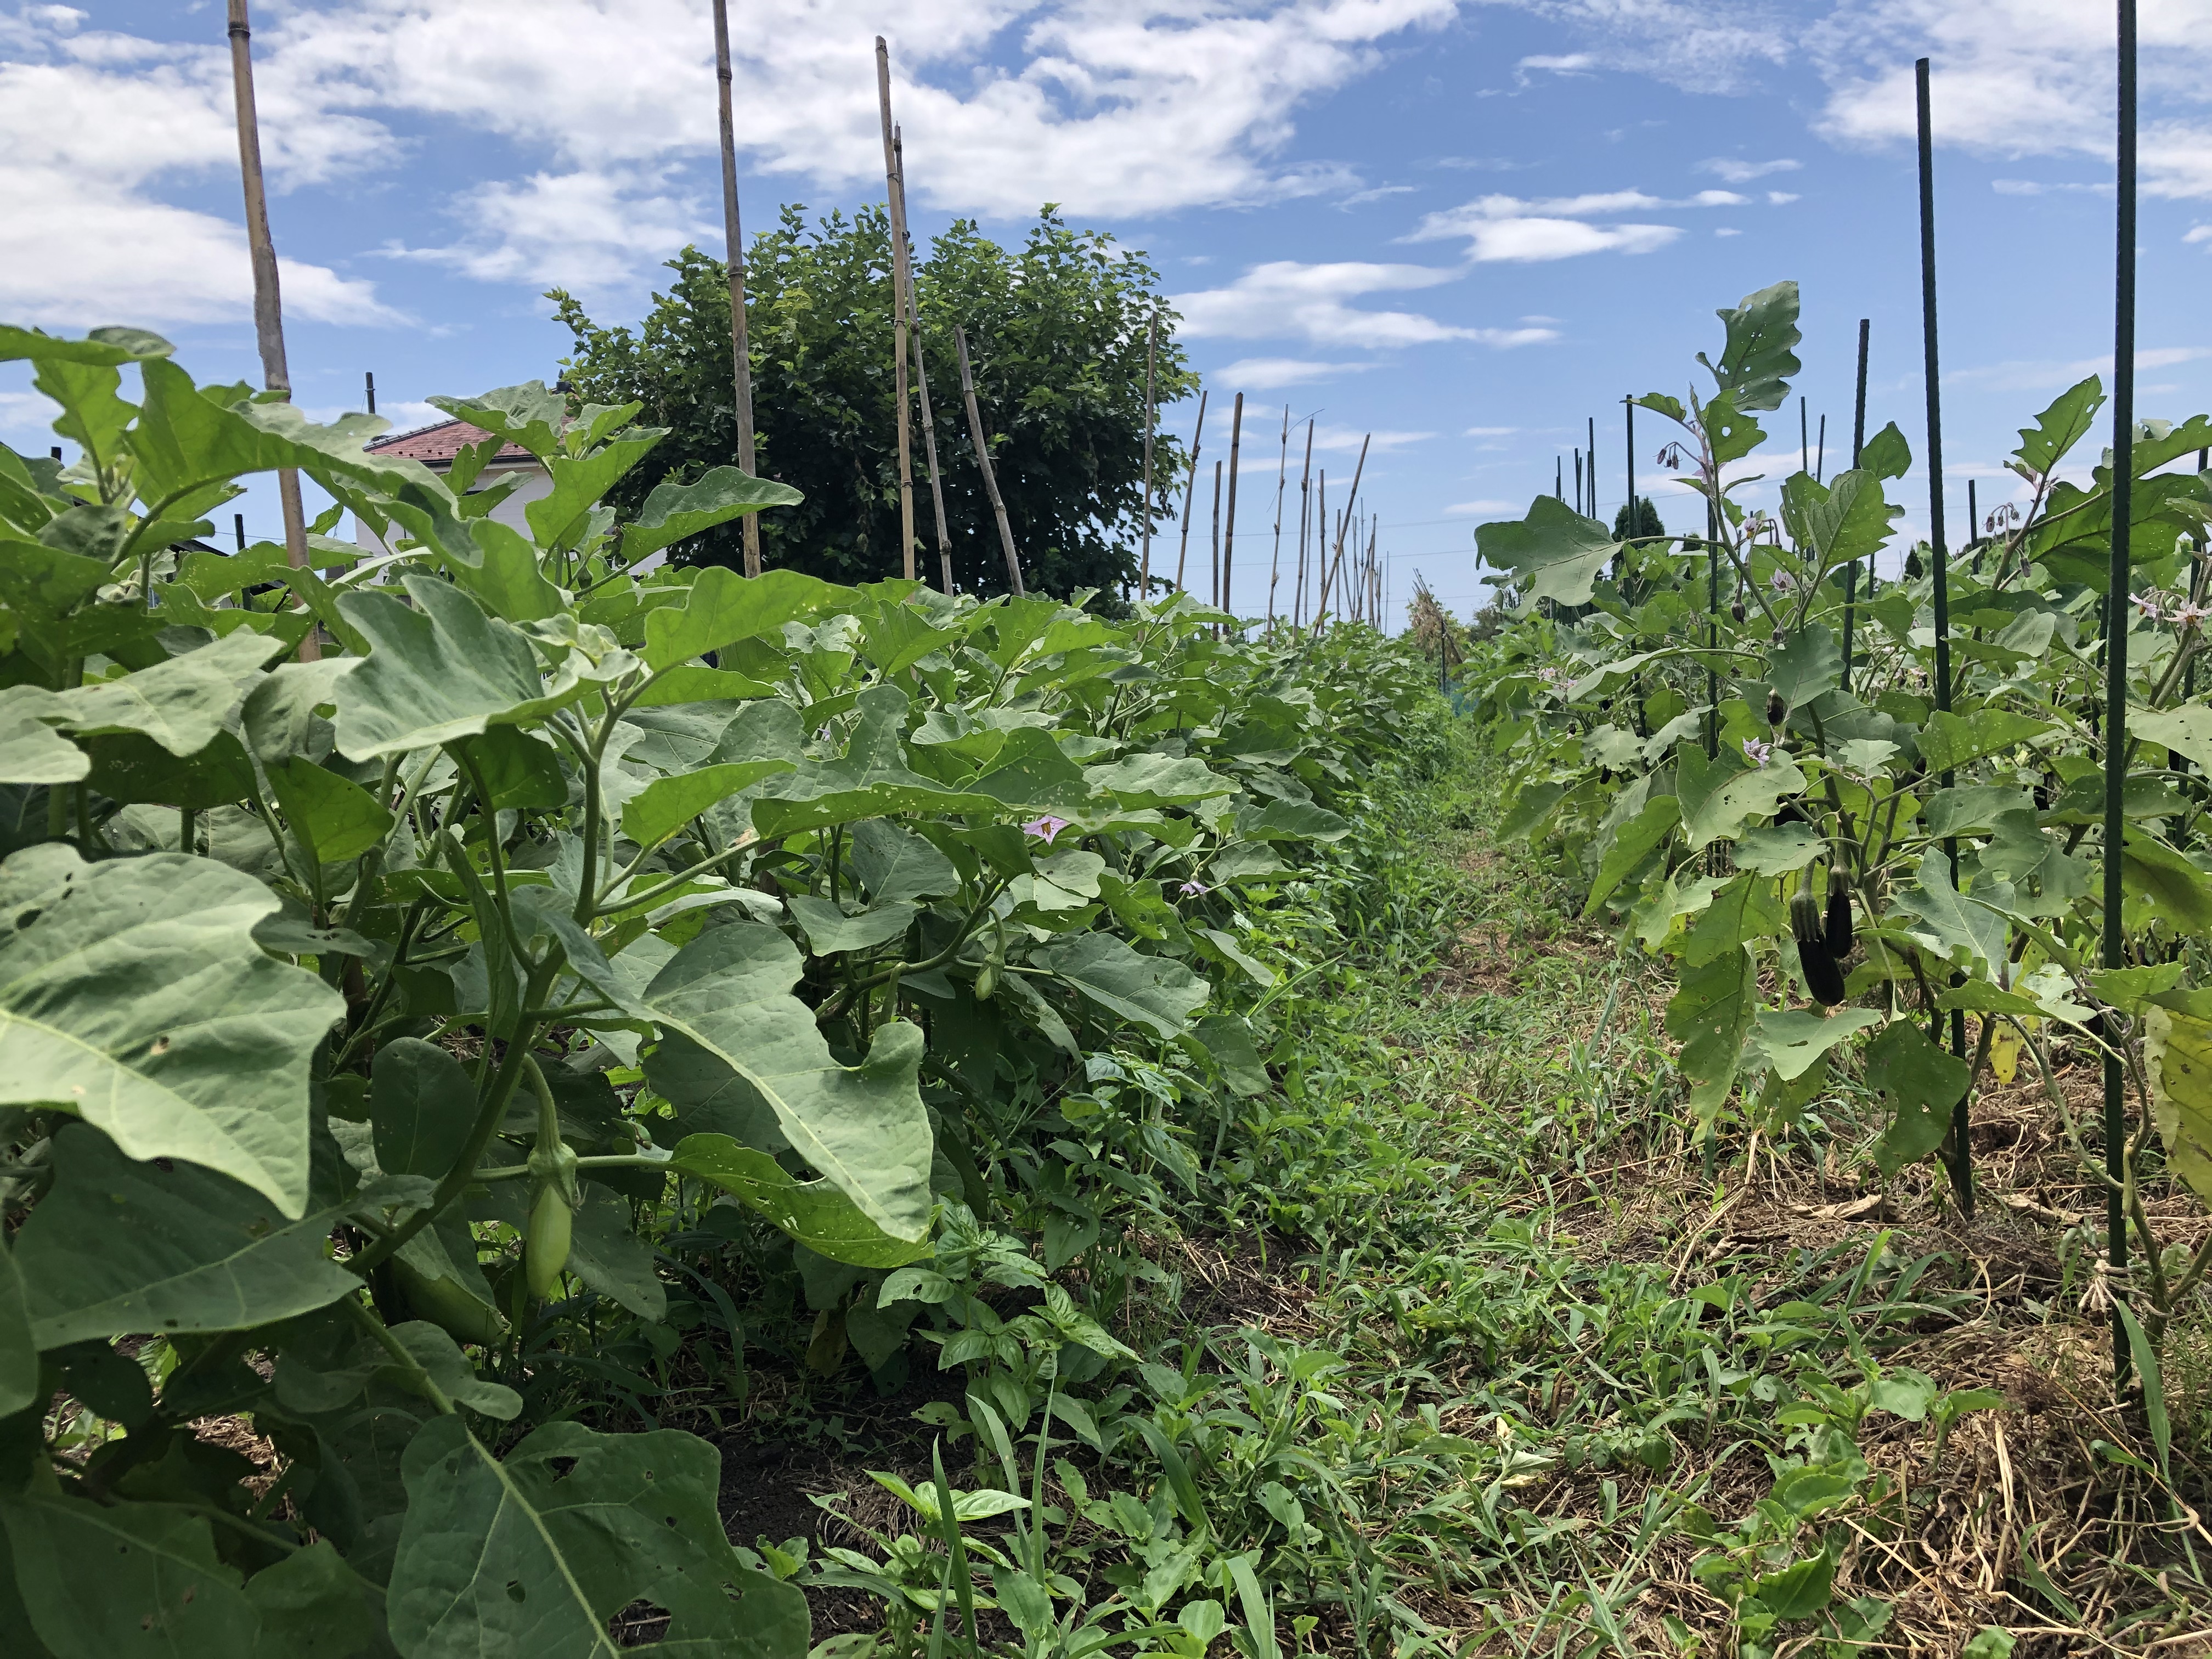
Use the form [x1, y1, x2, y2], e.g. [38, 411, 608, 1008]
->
[386, 1415, 809, 1659]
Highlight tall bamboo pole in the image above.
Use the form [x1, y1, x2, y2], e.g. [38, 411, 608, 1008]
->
[1174, 390, 1208, 591]
[1321, 435, 1371, 629]
[891, 129, 954, 594]
[225, 0, 314, 659]
[2104, 0, 2140, 1381]
[875, 38, 916, 580]
[1209, 460, 1222, 608]
[712, 0, 762, 577]
[1267, 403, 1289, 628]
[1293, 419, 1314, 628]
[952, 325, 1024, 597]
[1139, 313, 1159, 601]
[1313, 470, 1328, 619]
[1916, 55, 1971, 1220]
[1623, 396, 1635, 545]
[1222, 392, 1244, 620]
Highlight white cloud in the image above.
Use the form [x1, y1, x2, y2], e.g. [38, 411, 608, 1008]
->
[2188, 224, 2212, 243]
[0, 12, 399, 328]
[1212, 357, 1373, 390]
[1172, 260, 1555, 349]
[1714, 226, 1741, 236]
[1483, 0, 1791, 97]
[1808, 1, 2212, 199]
[1948, 344, 2212, 393]
[1405, 187, 1755, 262]
[1313, 424, 1432, 453]
[1516, 52, 1595, 76]
[1464, 425, 1519, 436]
[1699, 156, 1802, 183]
[1445, 497, 1521, 514]
[1336, 184, 1419, 209]
[0, 0, 1476, 308]
[1766, 189, 1800, 204]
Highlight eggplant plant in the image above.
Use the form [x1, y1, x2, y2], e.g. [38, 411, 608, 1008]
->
[0, 323, 1407, 1658]
[1466, 281, 2212, 1313]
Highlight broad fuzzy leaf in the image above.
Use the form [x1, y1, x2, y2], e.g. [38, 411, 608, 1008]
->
[2, 1494, 258, 1658]
[387, 1417, 808, 1659]
[1697, 280, 1801, 413]
[1475, 495, 1617, 606]
[646, 922, 933, 1242]
[1677, 744, 1806, 850]
[1865, 1019, 1972, 1175]
[332, 574, 586, 760]
[1666, 946, 1756, 1086]
[12, 1125, 363, 1346]
[0, 845, 342, 1214]
[642, 566, 846, 669]
[619, 467, 805, 565]
[2148, 1002, 2212, 1206]
[670, 1132, 932, 1267]
[1031, 932, 1211, 1038]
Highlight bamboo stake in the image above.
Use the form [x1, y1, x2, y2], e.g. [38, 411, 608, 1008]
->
[1321, 434, 1371, 629]
[1173, 390, 1208, 591]
[712, 0, 762, 577]
[225, 0, 314, 659]
[1222, 392, 1243, 621]
[876, 38, 916, 580]
[891, 128, 954, 594]
[1267, 403, 1289, 629]
[952, 325, 1024, 597]
[1367, 521, 1379, 625]
[1293, 419, 1314, 629]
[1139, 313, 1159, 602]
[1209, 460, 1222, 608]
[1313, 470, 1327, 620]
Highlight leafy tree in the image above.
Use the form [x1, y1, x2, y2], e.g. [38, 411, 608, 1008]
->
[550, 206, 1197, 601]
[1612, 495, 1664, 540]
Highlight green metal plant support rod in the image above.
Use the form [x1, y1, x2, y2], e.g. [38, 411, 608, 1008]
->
[1917, 57, 1972, 1218]
[2105, 0, 2138, 1384]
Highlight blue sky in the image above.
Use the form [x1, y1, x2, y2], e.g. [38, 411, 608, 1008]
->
[5, 1, 2209, 625]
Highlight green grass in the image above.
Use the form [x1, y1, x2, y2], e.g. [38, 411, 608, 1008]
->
[770, 714, 2206, 1659]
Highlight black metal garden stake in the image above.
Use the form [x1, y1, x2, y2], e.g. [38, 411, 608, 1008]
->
[1917, 57, 1972, 1218]
[2104, 0, 2139, 1383]
[1842, 319, 1870, 692]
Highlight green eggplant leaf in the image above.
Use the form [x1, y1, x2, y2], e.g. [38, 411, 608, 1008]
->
[0, 844, 342, 1214]
[1029, 932, 1211, 1039]
[1681, 872, 1785, 966]
[0, 1240, 33, 1419]
[2147, 1002, 2212, 1207]
[332, 574, 587, 760]
[12, 1124, 364, 1346]
[1750, 1009, 1883, 1082]
[1865, 1019, 1972, 1175]
[1764, 625, 1842, 712]
[1584, 793, 1680, 914]
[642, 566, 847, 669]
[620, 759, 794, 849]
[786, 895, 918, 956]
[267, 757, 394, 865]
[1677, 744, 1806, 850]
[1475, 495, 1617, 607]
[2131, 701, 2212, 772]
[370, 1037, 477, 1181]
[618, 466, 804, 565]
[1697, 280, 1800, 413]
[2013, 376, 2104, 479]
[1666, 947, 1756, 1086]
[1, 1494, 259, 1658]
[848, 817, 961, 902]
[388, 1417, 809, 1658]
[1085, 753, 1237, 807]
[646, 921, 934, 1242]
[1915, 709, 2051, 776]
[670, 1133, 932, 1268]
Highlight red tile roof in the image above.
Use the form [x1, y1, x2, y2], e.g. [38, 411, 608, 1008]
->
[365, 418, 535, 466]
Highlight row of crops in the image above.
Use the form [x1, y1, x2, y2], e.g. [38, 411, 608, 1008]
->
[1464, 277, 2212, 1348]
[0, 323, 1438, 1657]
